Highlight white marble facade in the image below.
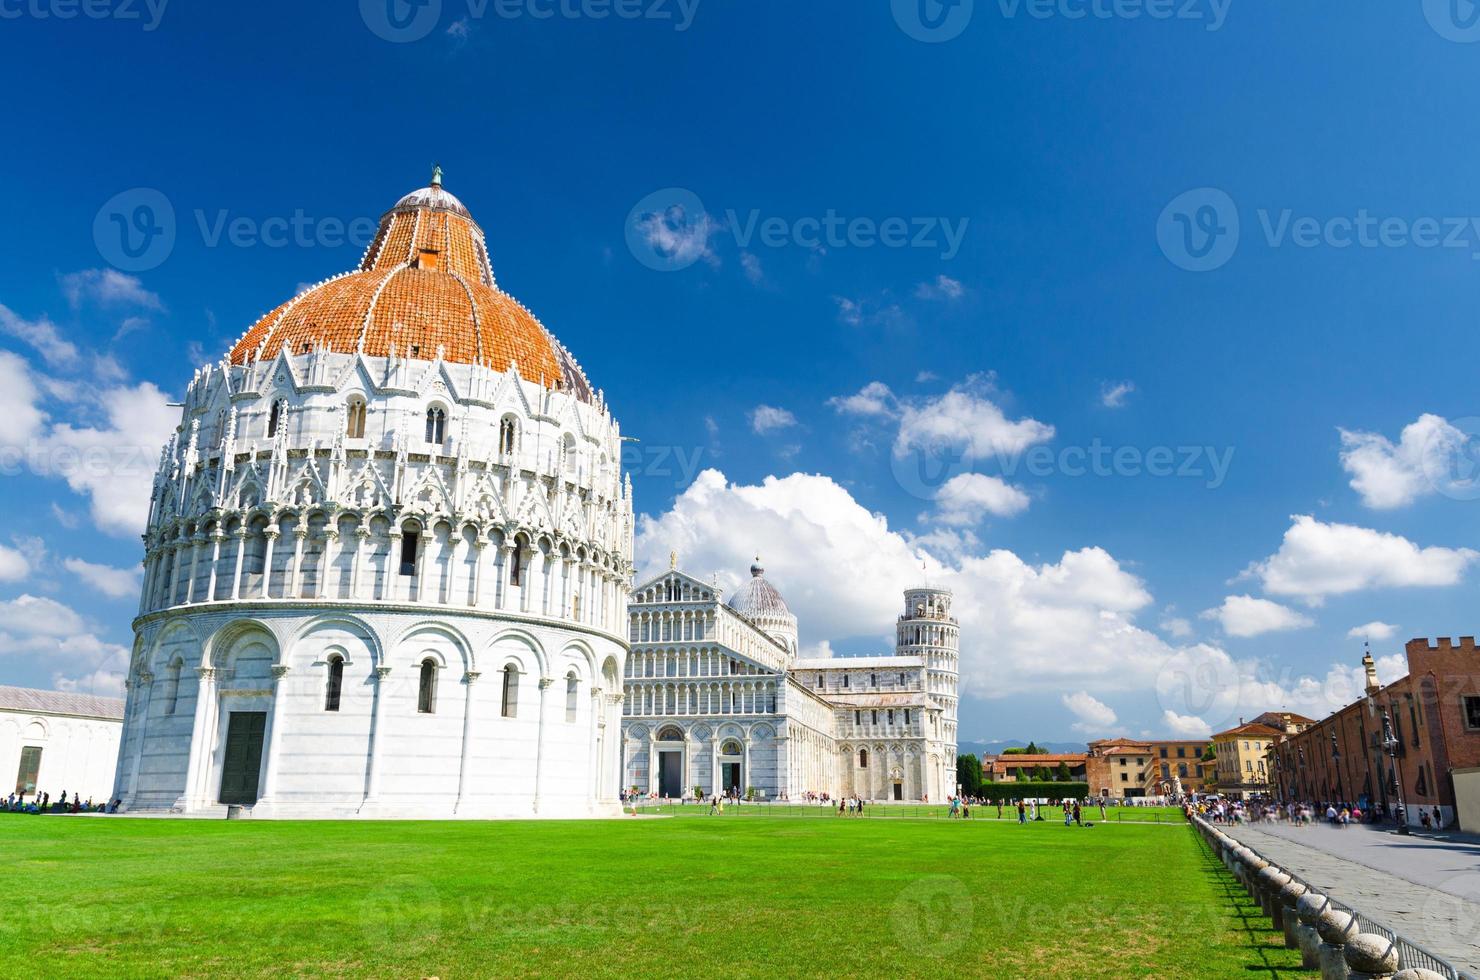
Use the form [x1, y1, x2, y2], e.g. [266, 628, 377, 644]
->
[621, 568, 960, 802]
[2, 688, 123, 803]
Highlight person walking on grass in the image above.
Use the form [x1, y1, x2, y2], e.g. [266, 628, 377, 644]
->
[1017, 800, 1027, 825]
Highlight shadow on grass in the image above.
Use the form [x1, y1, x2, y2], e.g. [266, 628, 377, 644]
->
[1192, 834, 1310, 978]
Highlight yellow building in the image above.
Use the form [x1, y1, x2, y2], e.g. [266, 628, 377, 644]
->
[1210, 722, 1283, 798]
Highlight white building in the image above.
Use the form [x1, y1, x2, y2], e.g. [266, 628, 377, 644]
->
[112, 172, 632, 818]
[621, 562, 959, 802]
[3, 686, 124, 803]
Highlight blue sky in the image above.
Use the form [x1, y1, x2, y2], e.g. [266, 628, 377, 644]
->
[3, 0, 1480, 743]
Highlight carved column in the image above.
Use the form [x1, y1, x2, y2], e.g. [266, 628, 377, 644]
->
[257, 664, 291, 804]
[122, 670, 153, 804]
[533, 676, 553, 813]
[351, 523, 371, 599]
[180, 666, 218, 810]
[289, 525, 308, 598]
[184, 535, 204, 603]
[318, 525, 340, 600]
[230, 526, 248, 600]
[259, 524, 280, 599]
[386, 528, 402, 603]
[454, 670, 480, 813]
[470, 533, 488, 608]
[362, 665, 392, 807]
[206, 528, 224, 601]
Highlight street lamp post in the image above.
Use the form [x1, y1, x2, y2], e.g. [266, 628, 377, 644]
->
[1381, 709, 1409, 836]
[1297, 745, 1305, 802]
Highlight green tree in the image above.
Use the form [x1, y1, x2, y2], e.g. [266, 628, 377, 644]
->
[1056, 762, 1071, 781]
[956, 754, 982, 796]
[1033, 765, 1048, 781]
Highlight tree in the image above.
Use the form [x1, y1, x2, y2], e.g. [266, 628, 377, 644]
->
[956, 754, 982, 797]
[1056, 762, 1072, 782]
[1024, 741, 1045, 755]
[1033, 766, 1048, 781]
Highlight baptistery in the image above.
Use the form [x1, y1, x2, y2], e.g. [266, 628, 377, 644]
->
[113, 171, 633, 818]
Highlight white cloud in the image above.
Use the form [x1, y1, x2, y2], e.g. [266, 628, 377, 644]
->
[1347, 621, 1399, 641]
[635, 205, 719, 269]
[39, 381, 177, 537]
[915, 275, 964, 301]
[833, 295, 909, 329]
[827, 381, 897, 419]
[59, 268, 164, 311]
[0, 543, 30, 582]
[750, 405, 798, 435]
[0, 595, 128, 696]
[740, 252, 764, 285]
[1161, 709, 1211, 738]
[0, 350, 46, 447]
[1338, 414, 1464, 510]
[0, 304, 79, 369]
[635, 469, 1183, 702]
[930, 472, 1030, 524]
[1247, 515, 1478, 604]
[63, 557, 141, 599]
[1100, 380, 1135, 408]
[1201, 594, 1314, 638]
[915, 371, 938, 383]
[1063, 691, 1118, 734]
[894, 376, 1054, 464]
[1160, 615, 1194, 639]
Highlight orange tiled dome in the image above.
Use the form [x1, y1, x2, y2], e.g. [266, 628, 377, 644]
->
[229, 172, 592, 401]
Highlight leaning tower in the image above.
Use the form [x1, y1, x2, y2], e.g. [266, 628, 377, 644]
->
[897, 587, 959, 797]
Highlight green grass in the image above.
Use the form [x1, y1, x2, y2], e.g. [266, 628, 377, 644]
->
[632, 801, 1190, 823]
[1, 814, 1304, 978]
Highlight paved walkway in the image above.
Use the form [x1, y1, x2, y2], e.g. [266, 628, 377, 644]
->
[1224, 822, 1480, 973]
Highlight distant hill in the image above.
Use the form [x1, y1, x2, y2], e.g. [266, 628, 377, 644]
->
[958, 740, 1086, 757]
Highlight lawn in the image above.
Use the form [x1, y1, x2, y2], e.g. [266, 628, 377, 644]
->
[1, 814, 1303, 978]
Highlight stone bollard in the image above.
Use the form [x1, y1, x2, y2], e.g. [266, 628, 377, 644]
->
[1243, 854, 1269, 898]
[1316, 907, 1359, 980]
[1257, 866, 1291, 925]
[1391, 970, 1447, 980]
[1278, 879, 1307, 948]
[1296, 892, 1329, 969]
[1343, 934, 1399, 980]
[1232, 847, 1254, 887]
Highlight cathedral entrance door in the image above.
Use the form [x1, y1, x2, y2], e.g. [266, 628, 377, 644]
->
[721, 762, 742, 796]
[219, 711, 267, 805]
[893, 783, 903, 801]
[657, 751, 683, 799]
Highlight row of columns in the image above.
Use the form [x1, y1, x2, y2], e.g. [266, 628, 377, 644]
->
[625, 648, 764, 680]
[629, 610, 714, 645]
[140, 519, 625, 635]
[624, 680, 778, 717]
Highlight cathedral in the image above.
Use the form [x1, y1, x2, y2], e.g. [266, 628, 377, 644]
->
[622, 562, 959, 802]
[109, 172, 960, 818]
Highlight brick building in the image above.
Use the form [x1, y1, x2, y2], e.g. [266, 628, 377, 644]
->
[1084, 738, 1213, 798]
[1268, 639, 1480, 830]
[981, 753, 1087, 783]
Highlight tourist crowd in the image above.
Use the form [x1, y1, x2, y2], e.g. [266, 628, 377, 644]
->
[2, 790, 120, 815]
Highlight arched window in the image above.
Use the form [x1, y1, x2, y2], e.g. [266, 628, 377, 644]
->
[501, 664, 518, 718]
[859, 748, 869, 768]
[425, 406, 446, 445]
[508, 544, 523, 587]
[499, 416, 518, 455]
[562, 433, 577, 475]
[324, 655, 344, 712]
[417, 658, 437, 713]
[267, 399, 285, 438]
[345, 398, 366, 439]
[163, 660, 181, 715]
[565, 671, 578, 723]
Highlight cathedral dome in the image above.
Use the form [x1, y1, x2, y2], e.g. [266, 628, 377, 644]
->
[227, 170, 593, 402]
[727, 560, 792, 619]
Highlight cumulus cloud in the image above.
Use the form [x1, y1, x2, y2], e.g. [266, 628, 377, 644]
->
[1338, 414, 1465, 509]
[1161, 709, 1211, 738]
[38, 380, 177, 537]
[63, 557, 141, 599]
[930, 472, 1030, 524]
[1347, 621, 1399, 641]
[1100, 380, 1135, 408]
[1245, 515, 1477, 604]
[0, 543, 30, 582]
[833, 296, 909, 329]
[1201, 594, 1314, 638]
[1063, 691, 1118, 734]
[750, 405, 798, 435]
[827, 381, 897, 419]
[0, 350, 46, 447]
[0, 594, 128, 695]
[915, 275, 964, 301]
[634, 204, 719, 269]
[1160, 615, 1194, 639]
[894, 375, 1054, 464]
